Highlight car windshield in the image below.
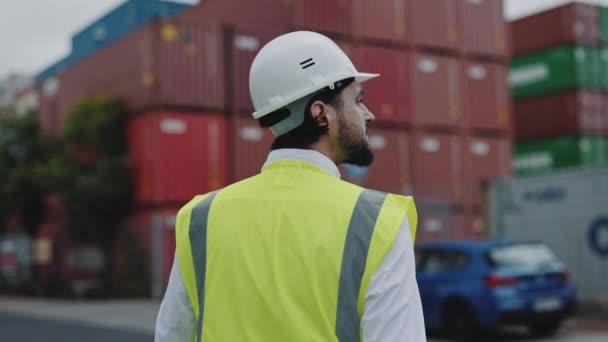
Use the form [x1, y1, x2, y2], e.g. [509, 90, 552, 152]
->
[488, 243, 559, 268]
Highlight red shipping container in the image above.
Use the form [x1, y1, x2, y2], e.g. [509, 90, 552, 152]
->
[463, 61, 511, 133]
[342, 127, 411, 194]
[352, 46, 410, 125]
[117, 207, 179, 295]
[56, 21, 225, 129]
[352, 0, 408, 44]
[512, 3, 600, 55]
[411, 131, 465, 207]
[464, 136, 512, 209]
[411, 53, 464, 129]
[514, 91, 605, 141]
[174, 0, 292, 31]
[128, 110, 228, 205]
[232, 116, 274, 182]
[453, 211, 487, 240]
[459, 0, 508, 58]
[410, 0, 459, 51]
[293, 0, 352, 36]
[415, 209, 466, 244]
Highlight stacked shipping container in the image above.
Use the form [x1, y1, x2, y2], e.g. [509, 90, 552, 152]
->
[510, 3, 608, 177]
[36, 0, 511, 295]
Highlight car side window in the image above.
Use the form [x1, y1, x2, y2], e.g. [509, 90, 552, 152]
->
[418, 250, 469, 273]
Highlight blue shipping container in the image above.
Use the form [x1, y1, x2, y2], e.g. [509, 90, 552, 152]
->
[35, 0, 191, 84]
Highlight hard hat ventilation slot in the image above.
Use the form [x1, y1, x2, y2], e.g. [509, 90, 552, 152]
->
[300, 58, 315, 69]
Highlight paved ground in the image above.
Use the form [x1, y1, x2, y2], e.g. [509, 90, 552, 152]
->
[1, 296, 607, 341]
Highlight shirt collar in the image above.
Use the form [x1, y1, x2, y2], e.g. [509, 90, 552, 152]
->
[262, 149, 341, 179]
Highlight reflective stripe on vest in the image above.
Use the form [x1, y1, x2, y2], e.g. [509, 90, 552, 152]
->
[189, 190, 218, 342]
[186, 189, 387, 342]
[336, 189, 387, 341]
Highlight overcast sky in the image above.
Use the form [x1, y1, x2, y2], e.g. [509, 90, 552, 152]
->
[2, 0, 608, 78]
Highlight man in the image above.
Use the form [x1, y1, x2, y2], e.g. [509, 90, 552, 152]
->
[155, 31, 426, 341]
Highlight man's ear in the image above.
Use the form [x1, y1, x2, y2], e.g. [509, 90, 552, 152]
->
[309, 100, 329, 128]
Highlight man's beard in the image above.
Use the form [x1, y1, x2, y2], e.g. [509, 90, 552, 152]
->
[337, 115, 374, 166]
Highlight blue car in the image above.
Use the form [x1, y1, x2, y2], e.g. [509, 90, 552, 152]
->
[415, 239, 576, 339]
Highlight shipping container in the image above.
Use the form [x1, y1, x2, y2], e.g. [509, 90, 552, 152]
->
[458, 0, 508, 58]
[174, 0, 292, 31]
[514, 136, 607, 176]
[463, 61, 511, 133]
[409, 0, 459, 51]
[510, 45, 602, 101]
[293, 0, 352, 36]
[600, 46, 608, 91]
[127, 110, 228, 205]
[512, 3, 600, 55]
[460, 211, 488, 239]
[351, 46, 410, 125]
[70, 0, 191, 63]
[464, 136, 512, 209]
[37, 76, 63, 137]
[489, 166, 608, 302]
[232, 116, 274, 182]
[411, 131, 465, 207]
[342, 127, 411, 194]
[514, 91, 606, 141]
[115, 206, 179, 297]
[52, 21, 225, 127]
[231, 29, 280, 113]
[415, 209, 466, 244]
[601, 6, 608, 43]
[352, 0, 408, 45]
[411, 53, 464, 129]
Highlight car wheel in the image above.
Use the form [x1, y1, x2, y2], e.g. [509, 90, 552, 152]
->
[441, 299, 480, 341]
[529, 319, 562, 337]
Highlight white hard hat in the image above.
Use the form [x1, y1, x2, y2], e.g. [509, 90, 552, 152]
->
[249, 31, 379, 136]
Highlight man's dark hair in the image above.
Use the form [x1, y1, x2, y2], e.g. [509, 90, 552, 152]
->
[258, 78, 355, 150]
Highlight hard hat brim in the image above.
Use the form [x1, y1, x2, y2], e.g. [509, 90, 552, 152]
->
[355, 72, 379, 83]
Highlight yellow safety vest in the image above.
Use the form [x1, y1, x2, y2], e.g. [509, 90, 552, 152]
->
[176, 159, 417, 342]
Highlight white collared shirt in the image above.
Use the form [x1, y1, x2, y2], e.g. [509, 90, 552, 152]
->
[155, 149, 426, 341]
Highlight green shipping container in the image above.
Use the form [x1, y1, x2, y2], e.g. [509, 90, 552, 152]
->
[510, 45, 602, 101]
[600, 47, 608, 90]
[514, 136, 607, 176]
[601, 7, 608, 43]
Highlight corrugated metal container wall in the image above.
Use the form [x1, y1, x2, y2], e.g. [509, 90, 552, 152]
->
[232, 30, 278, 113]
[465, 136, 512, 209]
[173, 0, 292, 31]
[512, 3, 600, 56]
[514, 91, 605, 141]
[57, 21, 224, 119]
[232, 116, 274, 182]
[342, 127, 411, 194]
[293, 0, 352, 36]
[415, 209, 466, 244]
[127, 111, 228, 205]
[456, 211, 488, 240]
[117, 206, 179, 297]
[409, 0, 459, 51]
[459, 0, 507, 58]
[411, 132, 465, 207]
[463, 61, 511, 133]
[352, 0, 408, 44]
[411, 53, 464, 129]
[489, 167, 608, 302]
[352, 46, 410, 125]
[510, 46, 602, 101]
[70, 0, 191, 63]
[37, 76, 63, 137]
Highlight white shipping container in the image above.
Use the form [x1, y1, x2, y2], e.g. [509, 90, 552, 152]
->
[489, 167, 608, 302]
